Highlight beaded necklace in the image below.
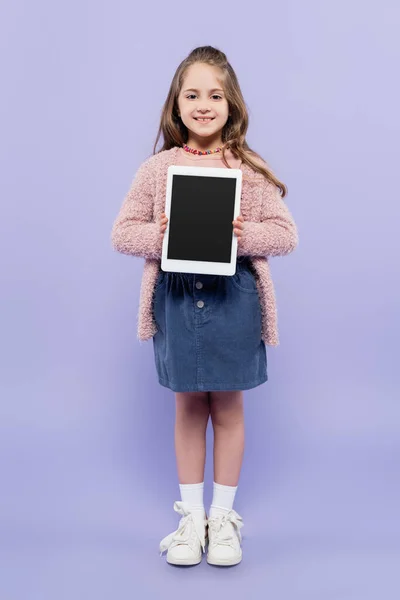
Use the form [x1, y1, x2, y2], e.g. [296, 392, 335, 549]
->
[182, 143, 222, 156]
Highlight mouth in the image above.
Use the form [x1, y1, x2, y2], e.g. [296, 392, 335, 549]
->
[194, 117, 215, 123]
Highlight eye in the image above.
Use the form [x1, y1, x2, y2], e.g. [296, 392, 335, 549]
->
[185, 94, 223, 100]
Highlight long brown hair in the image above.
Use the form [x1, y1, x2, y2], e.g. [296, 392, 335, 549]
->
[153, 46, 287, 197]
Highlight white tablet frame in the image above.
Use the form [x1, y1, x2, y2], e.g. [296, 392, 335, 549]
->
[161, 165, 242, 276]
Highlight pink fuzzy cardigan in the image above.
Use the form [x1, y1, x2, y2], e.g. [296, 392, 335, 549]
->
[111, 146, 298, 346]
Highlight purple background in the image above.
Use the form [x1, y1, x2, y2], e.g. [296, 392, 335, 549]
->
[1, 1, 399, 598]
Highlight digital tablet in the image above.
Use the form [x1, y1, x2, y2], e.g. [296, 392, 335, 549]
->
[161, 165, 242, 276]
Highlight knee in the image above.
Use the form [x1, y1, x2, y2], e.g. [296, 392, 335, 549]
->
[209, 391, 244, 428]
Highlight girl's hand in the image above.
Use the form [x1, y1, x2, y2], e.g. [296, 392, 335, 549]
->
[160, 213, 168, 238]
[233, 214, 245, 242]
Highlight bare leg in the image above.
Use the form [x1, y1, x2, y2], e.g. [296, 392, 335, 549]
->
[209, 391, 245, 486]
[175, 392, 210, 484]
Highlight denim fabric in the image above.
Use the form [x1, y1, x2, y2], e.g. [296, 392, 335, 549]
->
[152, 257, 268, 392]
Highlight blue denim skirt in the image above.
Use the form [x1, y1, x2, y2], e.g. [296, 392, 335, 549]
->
[152, 257, 268, 392]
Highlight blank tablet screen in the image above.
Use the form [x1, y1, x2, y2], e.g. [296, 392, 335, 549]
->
[167, 174, 237, 263]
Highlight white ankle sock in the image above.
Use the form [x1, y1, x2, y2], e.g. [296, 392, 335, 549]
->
[209, 482, 238, 518]
[179, 482, 205, 516]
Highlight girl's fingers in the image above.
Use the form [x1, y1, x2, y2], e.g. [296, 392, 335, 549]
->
[233, 215, 244, 238]
[232, 221, 244, 230]
[160, 220, 168, 237]
[160, 217, 168, 235]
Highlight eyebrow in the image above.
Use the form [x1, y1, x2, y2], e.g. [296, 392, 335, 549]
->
[182, 88, 224, 93]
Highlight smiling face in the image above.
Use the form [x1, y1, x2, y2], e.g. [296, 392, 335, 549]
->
[177, 62, 230, 149]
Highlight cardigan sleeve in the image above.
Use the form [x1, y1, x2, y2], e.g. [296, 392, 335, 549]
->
[111, 158, 162, 259]
[237, 177, 298, 257]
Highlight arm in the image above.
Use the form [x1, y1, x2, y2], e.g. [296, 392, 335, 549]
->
[237, 178, 298, 257]
[111, 159, 162, 259]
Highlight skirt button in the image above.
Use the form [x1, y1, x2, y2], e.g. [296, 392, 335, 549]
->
[195, 281, 203, 289]
[197, 300, 205, 309]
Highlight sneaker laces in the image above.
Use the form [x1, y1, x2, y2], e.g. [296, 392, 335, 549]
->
[207, 509, 244, 549]
[159, 501, 207, 556]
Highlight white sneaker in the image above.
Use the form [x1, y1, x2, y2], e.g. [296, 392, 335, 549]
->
[159, 501, 208, 566]
[207, 509, 244, 566]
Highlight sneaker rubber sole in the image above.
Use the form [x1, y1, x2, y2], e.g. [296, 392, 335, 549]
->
[166, 553, 203, 566]
[207, 551, 242, 566]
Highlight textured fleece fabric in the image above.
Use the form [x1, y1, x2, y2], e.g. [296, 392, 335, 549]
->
[111, 146, 298, 346]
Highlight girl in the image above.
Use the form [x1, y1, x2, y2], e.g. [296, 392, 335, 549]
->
[111, 46, 298, 567]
